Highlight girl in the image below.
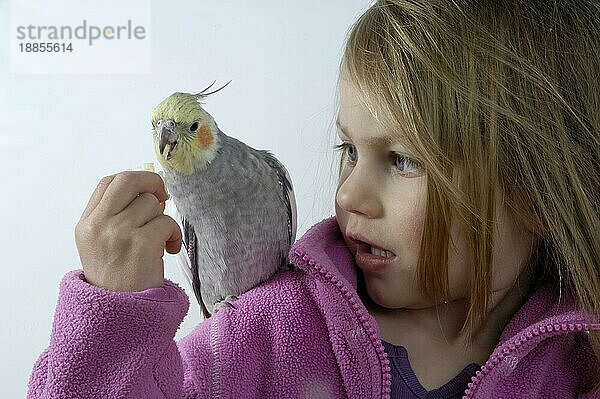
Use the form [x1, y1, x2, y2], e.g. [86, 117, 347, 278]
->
[28, 1, 600, 398]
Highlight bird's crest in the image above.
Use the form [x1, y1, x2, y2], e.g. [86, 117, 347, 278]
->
[193, 80, 232, 103]
[152, 81, 232, 119]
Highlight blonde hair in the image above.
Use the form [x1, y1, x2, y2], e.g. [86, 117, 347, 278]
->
[342, 0, 600, 386]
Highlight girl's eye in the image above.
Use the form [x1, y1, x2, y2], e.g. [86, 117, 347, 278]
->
[394, 153, 420, 174]
[334, 142, 358, 163]
[346, 144, 358, 162]
[190, 122, 199, 132]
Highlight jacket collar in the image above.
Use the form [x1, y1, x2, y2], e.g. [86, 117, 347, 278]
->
[499, 280, 594, 343]
[290, 216, 358, 290]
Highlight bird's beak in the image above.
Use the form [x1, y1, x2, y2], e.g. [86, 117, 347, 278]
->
[157, 120, 178, 160]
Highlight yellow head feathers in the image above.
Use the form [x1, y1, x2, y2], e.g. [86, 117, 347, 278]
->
[151, 82, 230, 175]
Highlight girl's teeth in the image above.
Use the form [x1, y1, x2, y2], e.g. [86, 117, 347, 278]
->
[370, 246, 393, 258]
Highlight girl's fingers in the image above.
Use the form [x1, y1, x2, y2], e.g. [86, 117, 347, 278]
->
[95, 171, 169, 217]
[80, 174, 116, 220]
[120, 192, 166, 227]
[141, 214, 183, 255]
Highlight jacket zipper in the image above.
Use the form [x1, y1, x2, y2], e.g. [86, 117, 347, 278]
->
[209, 318, 222, 399]
[291, 249, 392, 399]
[463, 321, 599, 398]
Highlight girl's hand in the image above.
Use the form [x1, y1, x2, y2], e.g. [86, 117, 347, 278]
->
[74, 171, 182, 292]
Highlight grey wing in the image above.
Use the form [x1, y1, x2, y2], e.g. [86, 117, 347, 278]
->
[182, 217, 211, 318]
[261, 151, 297, 248]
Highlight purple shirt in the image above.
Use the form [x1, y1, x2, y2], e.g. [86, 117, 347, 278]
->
[382, 340, 479, 399]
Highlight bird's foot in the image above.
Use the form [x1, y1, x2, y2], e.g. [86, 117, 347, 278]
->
[213, 295, 239, 313]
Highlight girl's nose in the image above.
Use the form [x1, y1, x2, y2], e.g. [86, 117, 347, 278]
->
[336, 167, 383, 218]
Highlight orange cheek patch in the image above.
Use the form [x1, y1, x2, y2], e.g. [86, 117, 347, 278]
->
[198, 124, 214, 149]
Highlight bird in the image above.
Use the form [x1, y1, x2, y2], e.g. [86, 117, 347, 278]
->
[152, 82, 297, 318]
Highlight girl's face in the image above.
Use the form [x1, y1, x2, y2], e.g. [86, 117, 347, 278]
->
[335, 76, 537, 310]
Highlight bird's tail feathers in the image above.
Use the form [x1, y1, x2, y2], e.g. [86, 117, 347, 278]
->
[164, 199, 196, 292]
[175, 247, 195, 291]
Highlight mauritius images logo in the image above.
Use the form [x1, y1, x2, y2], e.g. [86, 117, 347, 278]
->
[10, 0, 151, 73]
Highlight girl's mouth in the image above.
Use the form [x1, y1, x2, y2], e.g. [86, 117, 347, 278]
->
[368, 245, 395, 258]
[348, 235, 397, 272]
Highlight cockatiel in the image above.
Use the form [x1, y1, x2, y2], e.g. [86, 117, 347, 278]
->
[152, 83, 297, 318]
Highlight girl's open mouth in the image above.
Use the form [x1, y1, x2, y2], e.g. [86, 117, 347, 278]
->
[348, 235, 397, 273]
[368, 245, 395, 258]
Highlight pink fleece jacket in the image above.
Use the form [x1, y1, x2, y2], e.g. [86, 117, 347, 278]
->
[28, 217, 600, 398]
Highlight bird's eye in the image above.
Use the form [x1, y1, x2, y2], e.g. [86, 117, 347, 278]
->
[190, 122, 199, 132]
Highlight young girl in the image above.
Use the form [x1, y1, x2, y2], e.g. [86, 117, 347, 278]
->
[28, 1, 600, 398]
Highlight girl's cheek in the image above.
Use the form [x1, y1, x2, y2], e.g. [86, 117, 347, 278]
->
[392, 198, 426, 248]
[404, 214, 425, 253]
[409, 211, 425, 240]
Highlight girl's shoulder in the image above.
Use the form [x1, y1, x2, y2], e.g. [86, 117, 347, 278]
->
[500, 281, 596, 342]
[176, 268, 350, 398]
[468, 281, 600, 398]
[175, 218, 386, 398]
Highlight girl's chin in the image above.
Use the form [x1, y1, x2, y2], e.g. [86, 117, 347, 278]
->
[361, 278, 429, 310]
[363, 281, 405, 309]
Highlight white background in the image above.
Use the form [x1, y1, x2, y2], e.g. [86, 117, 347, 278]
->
[0, 0, 371, 395]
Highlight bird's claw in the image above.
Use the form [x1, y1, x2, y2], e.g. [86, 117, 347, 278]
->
[213, 295, 239, 313]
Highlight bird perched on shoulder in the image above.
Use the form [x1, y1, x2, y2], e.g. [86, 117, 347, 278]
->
[152, 82, 297, 318]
